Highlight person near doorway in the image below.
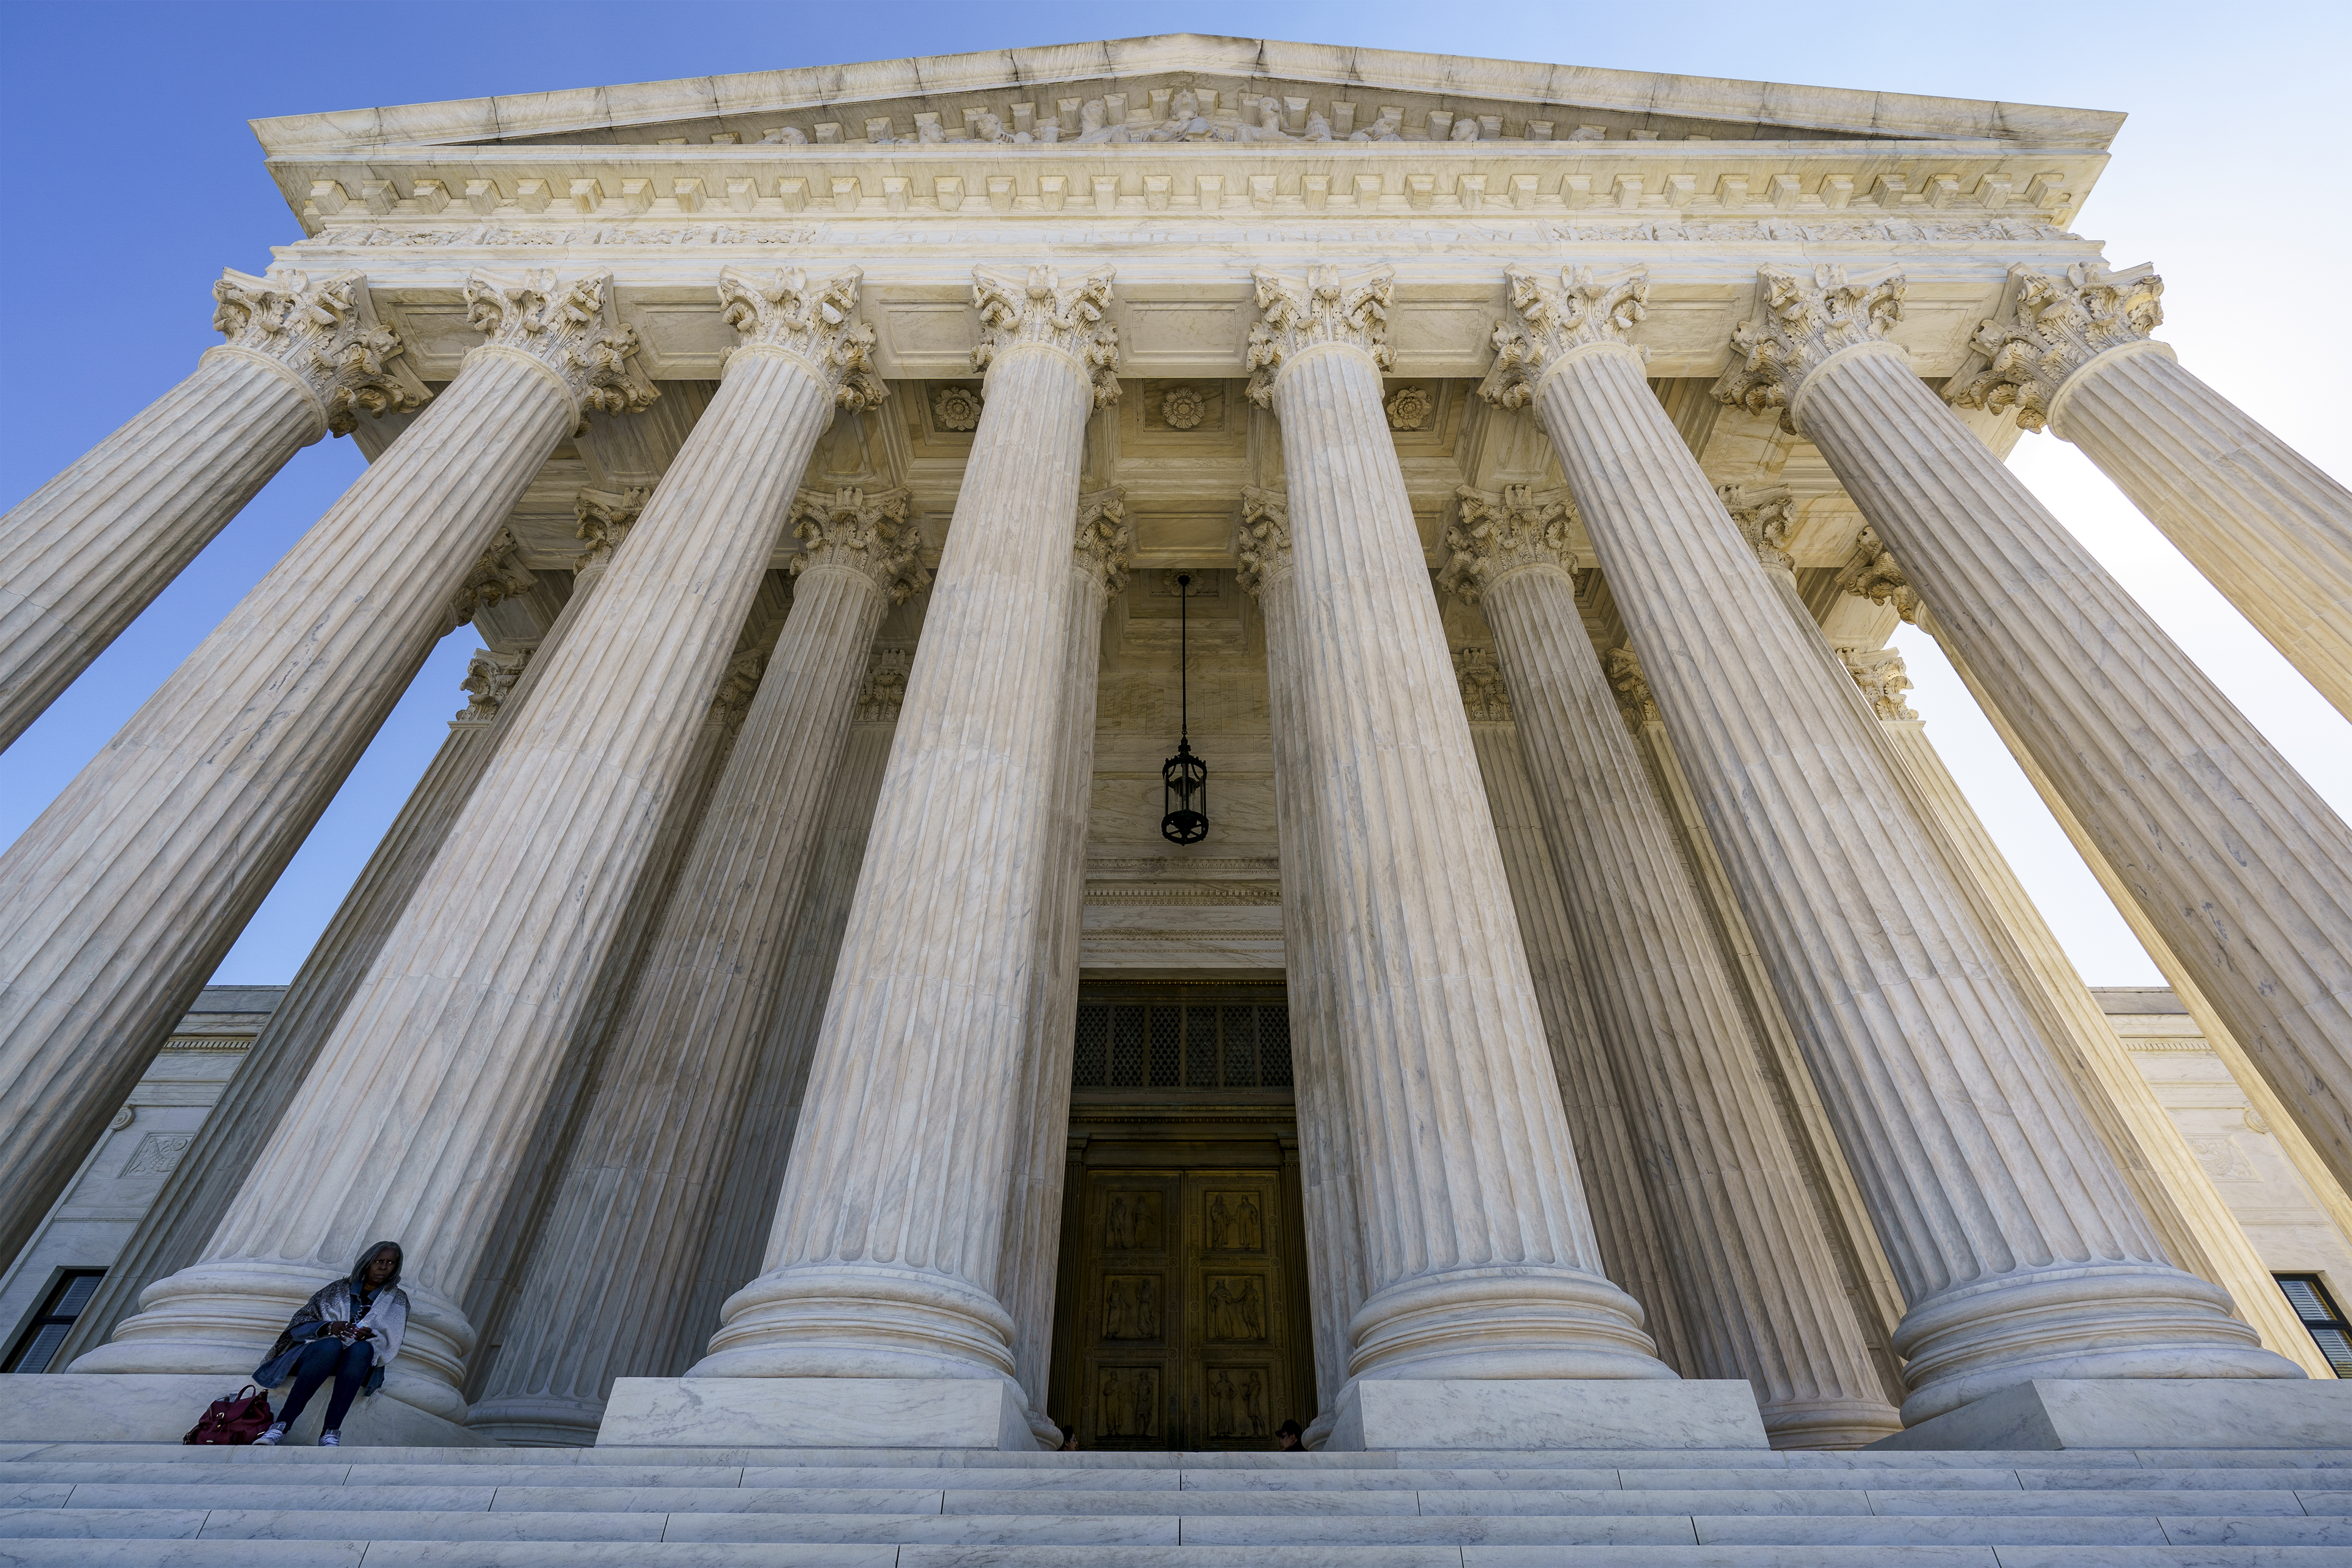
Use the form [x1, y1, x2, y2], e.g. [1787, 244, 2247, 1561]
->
[1057, 1423, 1079, 1451]
[1276, 1419, 1305, 1451]
[250, 1241, 409, 1446]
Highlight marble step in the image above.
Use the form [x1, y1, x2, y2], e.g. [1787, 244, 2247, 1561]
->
[19, 1482, 2352, 1516]
[6, 1507, 2350, 1546]
[2, 1540, 2351, 1565]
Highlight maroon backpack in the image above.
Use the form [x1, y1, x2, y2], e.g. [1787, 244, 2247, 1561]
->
[182, 1383, 275, 1445]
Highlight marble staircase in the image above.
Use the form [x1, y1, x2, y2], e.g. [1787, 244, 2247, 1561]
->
[1, 1442, 2347, 1564]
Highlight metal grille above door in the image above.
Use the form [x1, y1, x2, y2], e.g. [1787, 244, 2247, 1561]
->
[1072, 998, 1293, 1090]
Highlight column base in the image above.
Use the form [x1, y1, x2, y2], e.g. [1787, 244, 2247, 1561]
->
[464, 1393, 606, 1448]
[4, 1374, 498, 1447]
[596, 1376, 1040, 1450]
[1324, 1378, 1770, 1451]
[1870, 1378, 2352, 1451]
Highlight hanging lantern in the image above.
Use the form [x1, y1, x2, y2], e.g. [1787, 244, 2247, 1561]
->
[1161, 573, 1209, 845]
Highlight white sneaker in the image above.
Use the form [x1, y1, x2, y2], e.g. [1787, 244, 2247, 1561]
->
[318, 1429, 341, 1447]
[253, 1424, 286, 1446]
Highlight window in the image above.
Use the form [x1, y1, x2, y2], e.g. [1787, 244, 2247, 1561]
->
[2276, 1274, 2352, 1377]
[1073, 999, 1293, 1090]
[3, 1270, 106, 1374]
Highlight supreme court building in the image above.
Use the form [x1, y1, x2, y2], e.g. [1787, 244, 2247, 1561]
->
[4, 34, 2351, 1456]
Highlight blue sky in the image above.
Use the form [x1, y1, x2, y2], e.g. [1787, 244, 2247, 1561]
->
[3, 0, 2346, 986]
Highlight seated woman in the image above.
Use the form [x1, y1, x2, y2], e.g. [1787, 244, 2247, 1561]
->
[250, 1241, 409, 1447]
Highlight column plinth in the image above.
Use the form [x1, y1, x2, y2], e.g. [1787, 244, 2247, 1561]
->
[1442, 485, 1898, 1447]
[0, 267, 429, 749]
[1249, 266, 1670, 1393]
[1720, 260, 2352, 1209]
[692, 267, 1118, 1412]
[1493, 262, 2297, 1423]
[1951, 263, 2352, 719]
[71, 268, 864, 1420]
[0, 269, 652, 1278]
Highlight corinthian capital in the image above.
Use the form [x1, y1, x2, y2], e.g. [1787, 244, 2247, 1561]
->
[788, 487, 929, 603]
[1834, 526, 1921, 624]
[857, 648, 913, 723]
[1602, 645, 1659, 728]
[1947, 262, 2165, 433]
[463, 269, 658, 423]
[1480, 265, 1648, 408]
[1246, 266, 1393, 409]
[1718, 484, 1797, 573]
[1840, 646, 1919, 721]
[1232, 487, 1293, 598]
[1712, 264, 1906, 432]
[708, 648, 767, 727]
[1073, 488, 1134, 596]
[1438, 484, 1578, 602]
[452, 647, 531, 727]
[573, 485, 651, 580]
[717, 266, 885, 411]
[971, 265, 1120, 407]
[1452, 646, 1513, 723]
[446, 527, 536, 631]
[210, 267, 430, 436]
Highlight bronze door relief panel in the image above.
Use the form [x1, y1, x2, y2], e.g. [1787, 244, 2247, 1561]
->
[1059, 1163, 1309, 1449]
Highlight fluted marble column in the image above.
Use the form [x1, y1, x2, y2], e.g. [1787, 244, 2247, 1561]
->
[1246, 265, 1670, 1390]
[0, 269, 654, 1276]
[998, 488, 1131, 1445]
[1233, 489, 1373, 1446]
[467, 486, 927, 1443]
[1493, 262, 2296, 1422]
[1439, 484, 1898, 1446]
[672, 663, 903, 1375]
[1847, 648, 2336, 1378]
[1454, 653, 1699, 1382]
[695, 266, 1117, 1403]
[0, 267, 430, 750]
[1950, 262, 2352, 719]
[73, 266, 878, 1421]
[57, 531, 573, 1366]
[1716, 262, 2352, 1204]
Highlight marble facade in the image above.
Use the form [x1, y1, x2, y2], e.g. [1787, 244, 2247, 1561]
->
[4, 35, 2349, 1449]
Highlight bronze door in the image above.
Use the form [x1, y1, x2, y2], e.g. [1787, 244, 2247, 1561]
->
[1062, 1166, 1309, 1449]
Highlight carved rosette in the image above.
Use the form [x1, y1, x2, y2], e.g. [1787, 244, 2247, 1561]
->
[1948, 263, 2166, 433]
[788, 487, 929, 603]
[1480, 264, 1649, 409]
[445, 527, 537, 631]
[462, 269, 658, 425]
[573, 485, 651, 579]
[1841, 646, 1920, 721]
[1602, 645, 1661, 729]
[971, 265, 1121, 408]
[707, 648, 767, 726]
[1232, 487, 1293, 598]
[1245, 266, 1394, 409]
[1438, 483, 1578, 603]
[452, 647, 532, 727]
[1712, 264, 1907, 432]
[1835, 525, 1922, 625]
[209, 266, 431, 436]
[856, 647, 913, 723]
[1451, 646, 1513, 723]
[1073, 487, 1134, 596]
[716, 266, 885, 411]
[1718, 484, 1798, 574]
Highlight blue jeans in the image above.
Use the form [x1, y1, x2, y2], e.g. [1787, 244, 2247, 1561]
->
[278, 1336, 373, 1432]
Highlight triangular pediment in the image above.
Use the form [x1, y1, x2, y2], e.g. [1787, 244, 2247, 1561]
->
[250, 34, 2121, 156]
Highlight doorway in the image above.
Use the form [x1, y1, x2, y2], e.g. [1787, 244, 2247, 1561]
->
[1046, 981, 1316, 1450]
